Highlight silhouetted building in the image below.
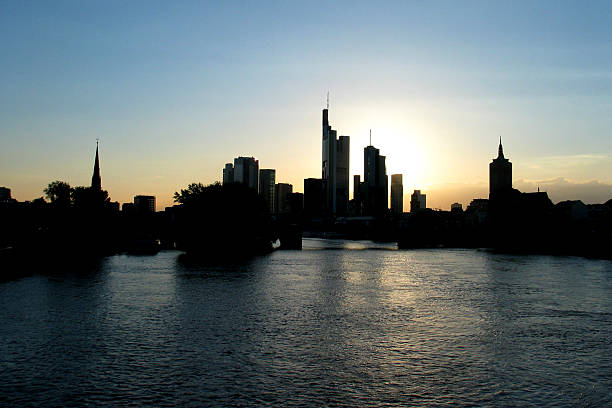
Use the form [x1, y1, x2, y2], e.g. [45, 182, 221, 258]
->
[122, 202, 136, 213]
[451, 202, 463, 212]
[391, 174, 403, 214]
[304, 178, 325, 217]
[91, 141, 102, 191]
[410, 190, 426, 212]
[489, 138, 512, 197]
[336, 135, 350, 216]
[556, 200, 588, 221]
[353, 175, 361, 202]
[466, 198, 488, 225]
[361, 142, 388, 216]
[321, 105, 350, 215]
[259, 169, 276, 214]
[134, 195, 156, 213]
[233, 156, 259, 191]
[0, 187, 12, 202]
[275, 183, 293, 214]
[222, 163, 234, 184]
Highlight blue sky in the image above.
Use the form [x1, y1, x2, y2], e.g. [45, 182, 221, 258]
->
[1, 1, 611, 209]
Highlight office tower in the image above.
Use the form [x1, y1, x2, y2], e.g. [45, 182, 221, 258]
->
[335, 135, 350, 215]
[259, 169, 276, 214]
[233, 156, 259, 191]
[275, 183, 293, 214]
[304, 178, 325, 217]
[91, 141, 101, 191]
[363, 143, 388, 215]
[0, 187, 11, 202]
[390, 174, 403, 214]
[410, 190, 427, 212]
[134, 195, 156, 213]
[223, 163, 234, 184]
[321, 104, 350, 215]
[353, 175, 361, 202]
[489, 138, 512, 197]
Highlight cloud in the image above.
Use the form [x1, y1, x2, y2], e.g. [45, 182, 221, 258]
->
[525, 154, 607, 170]
[515, 177, 612, 204]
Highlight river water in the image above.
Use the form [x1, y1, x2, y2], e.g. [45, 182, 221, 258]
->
[1, 239, 611, 407]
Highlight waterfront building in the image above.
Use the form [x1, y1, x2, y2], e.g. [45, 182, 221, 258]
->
[390, 174, 403, 214]
[134, 195, 156, 213]
[489, 138, 512, 197]
[233, 156, 259, 192]
[222, 163, 234, 184]
[275, 183, 293, 214]
[410, 190, 427, 212]
[259, 169, 276, 214]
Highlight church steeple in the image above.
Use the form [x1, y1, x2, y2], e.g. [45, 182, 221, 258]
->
[91, 141, 101, 191]
[497, 136, 504, 159]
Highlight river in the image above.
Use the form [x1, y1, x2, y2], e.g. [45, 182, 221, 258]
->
[1, 239, 611, 406]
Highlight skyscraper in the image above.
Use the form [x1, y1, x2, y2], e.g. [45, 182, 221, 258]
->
[321, 103, 350, 216]
[275, 183, 293, 214]
[390, 174, 403, 214]
[335, 135, 350, 216]
[489, 138, 512, 196]
[233, 156, 259, 191]
[362, 143, 388, 215]
[91, 141, 101, 191]
[410, 190, 426, 212]
[223, 163, 234, 184]
[259, 169, 276, 214]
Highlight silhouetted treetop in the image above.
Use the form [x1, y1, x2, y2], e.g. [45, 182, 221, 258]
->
[44, 180, 71, 207]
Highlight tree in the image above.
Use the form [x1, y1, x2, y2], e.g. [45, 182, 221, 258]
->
[71, 186, 110, 210]
[173, 182, 211, 205]
[173, 182, 273, 256]
[44, 181, 72, 207]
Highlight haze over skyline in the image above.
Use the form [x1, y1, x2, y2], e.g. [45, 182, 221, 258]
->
[2, 1, 611, 210]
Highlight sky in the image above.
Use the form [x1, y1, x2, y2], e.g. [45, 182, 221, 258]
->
[1, 0, 611, 210]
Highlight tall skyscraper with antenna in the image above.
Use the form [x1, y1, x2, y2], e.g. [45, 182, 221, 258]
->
[321, 95, 349, 215]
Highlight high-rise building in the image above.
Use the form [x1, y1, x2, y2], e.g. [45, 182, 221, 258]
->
[134, 195, 156, 213]
[259, 169, 276, 214]
[233, 156, 259, 191]
[91, 141, 101, 191]
[275, 183, 293, 214]
[390, 174, 403, 214]
[362, 143, 388, 215]
[321, 105, 350, 215]
[489, 138, 512, 197]
[410, 190, 426, 212]
[335, 135, 350, 215]
[223, 163, 234, 184]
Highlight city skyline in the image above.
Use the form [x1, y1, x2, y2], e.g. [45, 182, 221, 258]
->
[2, 1, 611, 209]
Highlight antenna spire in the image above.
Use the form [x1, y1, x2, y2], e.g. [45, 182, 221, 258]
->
[326, 91, 329, 110]
[369, 129, 372, 146]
